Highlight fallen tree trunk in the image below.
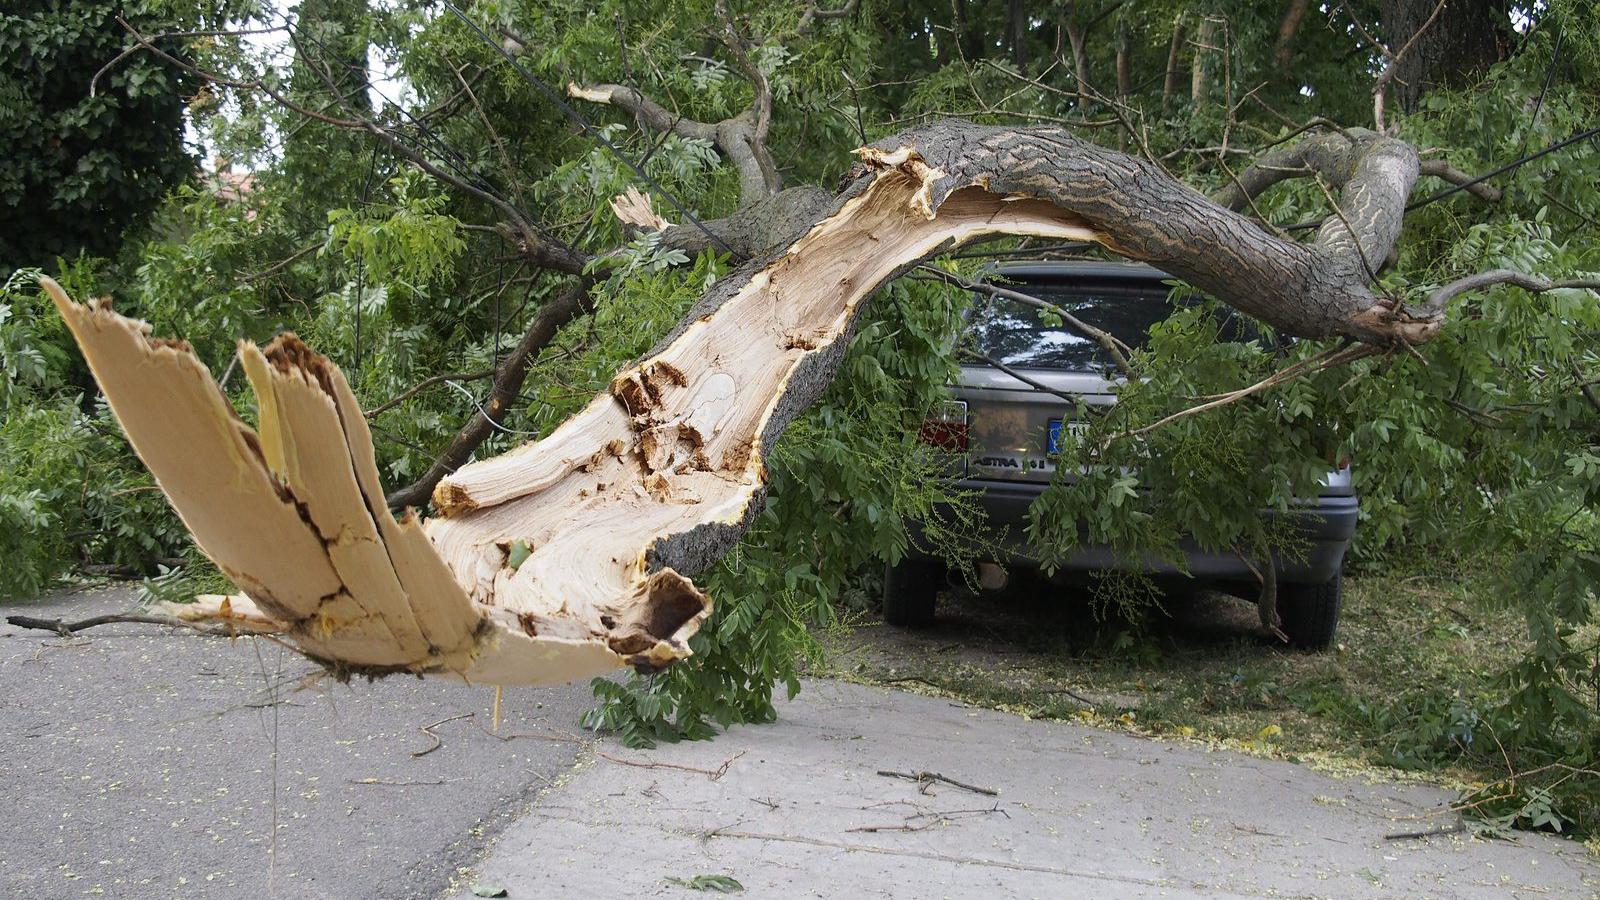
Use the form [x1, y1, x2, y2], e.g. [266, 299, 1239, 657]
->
[49, 120, 1435, 686]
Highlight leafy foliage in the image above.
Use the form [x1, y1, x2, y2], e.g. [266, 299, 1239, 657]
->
[0, 0, 250, 264]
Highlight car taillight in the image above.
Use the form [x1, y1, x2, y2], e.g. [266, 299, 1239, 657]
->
[918, 400, 968, 451]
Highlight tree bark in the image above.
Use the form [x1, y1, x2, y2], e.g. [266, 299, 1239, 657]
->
[47, 119, 1438, 686]
[1162, 16, 1187, 102]
[1376, 0, 1509, 112]
[1191, 15, 1217, 102]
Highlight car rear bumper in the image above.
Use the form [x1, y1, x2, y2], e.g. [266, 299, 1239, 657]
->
[907, 478, 1358, 585]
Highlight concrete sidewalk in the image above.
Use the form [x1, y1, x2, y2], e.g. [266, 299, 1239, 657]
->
[453, 680, 1598, 900]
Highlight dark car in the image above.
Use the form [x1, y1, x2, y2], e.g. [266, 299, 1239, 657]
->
[888, 261, 1357, 648]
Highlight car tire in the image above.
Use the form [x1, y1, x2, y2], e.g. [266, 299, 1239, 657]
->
[882, 558, 944, 627]
[1276, 571, 1342, 650]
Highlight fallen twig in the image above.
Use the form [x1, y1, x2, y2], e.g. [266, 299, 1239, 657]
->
[5, 612, 234, 638]
[849, 803, 1008, 833]
[1042, 687, 1098, 706]
[411, 712, 475, 758]
[598, 749, 747, 781]
[877, 770, 999, 797]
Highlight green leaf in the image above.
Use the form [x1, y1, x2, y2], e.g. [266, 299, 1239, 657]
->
[665, 874, 744, 893]
[506, 540, 532, 571]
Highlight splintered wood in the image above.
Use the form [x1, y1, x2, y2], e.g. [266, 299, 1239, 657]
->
[47, 150, 1102, 686]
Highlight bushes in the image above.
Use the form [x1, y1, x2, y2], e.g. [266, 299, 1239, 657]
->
[0, 399, 187, 598]
[0, 269, 188, 598]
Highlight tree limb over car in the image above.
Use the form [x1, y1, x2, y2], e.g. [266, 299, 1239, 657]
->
[49, 119, 1598, 685]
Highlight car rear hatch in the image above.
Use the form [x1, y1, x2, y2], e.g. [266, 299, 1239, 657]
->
[952, 268, 1175, 485]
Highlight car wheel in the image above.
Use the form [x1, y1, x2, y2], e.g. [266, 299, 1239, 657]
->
[882, 558, 944, 627]
[1276, 571, 1342, 649]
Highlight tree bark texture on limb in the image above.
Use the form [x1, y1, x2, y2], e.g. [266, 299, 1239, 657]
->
[49, 119, 1441, 687]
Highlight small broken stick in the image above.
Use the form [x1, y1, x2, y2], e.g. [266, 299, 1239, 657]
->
[877, 769, 999, 796]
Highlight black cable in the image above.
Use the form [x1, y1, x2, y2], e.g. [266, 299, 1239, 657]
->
[442, 2, 742, 259]
[1403, 123, 1600, 212]
[1529, 25, 1564, 133]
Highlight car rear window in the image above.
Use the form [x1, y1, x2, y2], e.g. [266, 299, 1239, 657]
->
[967, 282, 1173, 371]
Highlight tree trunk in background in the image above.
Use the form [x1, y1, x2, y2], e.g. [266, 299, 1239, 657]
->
[1274, 0, 1311, 67]
[1377, 0, 1510, 112]
[1163, 16, 1187, 101]
[1008, 0, 1028, 70]
[1116, 18, 1132, 98]
[1191, 14, 1217, 102]
[284, 0, 373, 225]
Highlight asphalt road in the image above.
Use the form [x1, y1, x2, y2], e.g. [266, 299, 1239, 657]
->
[0, 586, 595, 900]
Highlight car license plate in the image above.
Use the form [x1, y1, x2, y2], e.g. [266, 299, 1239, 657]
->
[1047, 419, 1087, 454]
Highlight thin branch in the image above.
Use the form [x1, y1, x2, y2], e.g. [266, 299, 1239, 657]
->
[1415, 269, 1600, 318]
[114, 17, 363, 128]
[796, 0, 859, 34]
[451, 62, 527, 209]
[90, 24, 289, 97]
[1418, 159, 1502, 203]
[1337, 1, 1391, 60]
[364, 369, 497, 418]
[877, 770, 999, 796]
[914, 265, 1136, 379]
[1110, 344, 1375, 444]
[1370, 0, 1448, 131]
[7, 612, 237, 638]
[960, 349, 1083, 404]
[244, 240, 324, 283]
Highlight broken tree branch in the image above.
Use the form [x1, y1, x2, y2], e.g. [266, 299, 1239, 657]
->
[598, 749, 746, 781]
[1418, 159, 1503, 203]
[1413, 269, 1600, 318]
[47, 119, 1510, 686]
[386, 278, 595, 510]
[7, 612, 218, 636]
[877, 770, 1000, 796]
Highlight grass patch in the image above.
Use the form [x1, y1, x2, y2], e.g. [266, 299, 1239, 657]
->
[815, 560, 1568, 828]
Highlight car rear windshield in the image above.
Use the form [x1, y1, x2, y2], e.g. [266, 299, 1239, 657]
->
[967, 282, 1173, 372]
